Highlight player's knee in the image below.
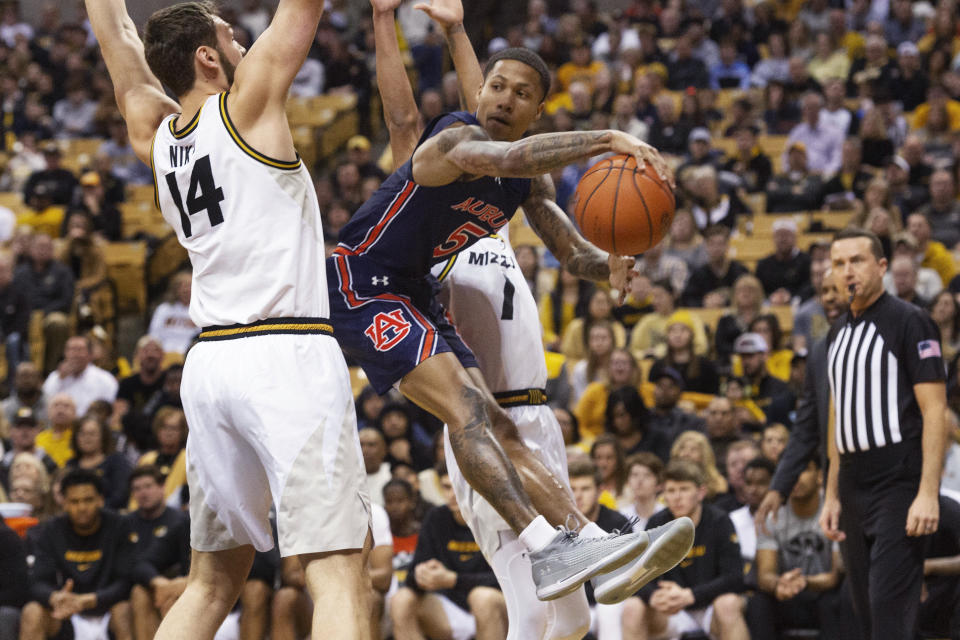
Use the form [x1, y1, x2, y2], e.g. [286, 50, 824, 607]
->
[241, 579, 272, 612]
[389, 587, 420, 622]
[467, 586, 505, 618]
[712, 593, 744, 623]
[621, 596, 647, 633]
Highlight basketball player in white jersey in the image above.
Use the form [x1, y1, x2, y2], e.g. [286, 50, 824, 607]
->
[375, 0, 693, 636]
[85, 1, 372, 638]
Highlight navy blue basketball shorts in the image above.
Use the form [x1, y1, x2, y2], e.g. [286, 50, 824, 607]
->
[327, 252, 478, 394]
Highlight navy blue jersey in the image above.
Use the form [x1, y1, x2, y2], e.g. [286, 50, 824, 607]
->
[336, 112, 532, 278]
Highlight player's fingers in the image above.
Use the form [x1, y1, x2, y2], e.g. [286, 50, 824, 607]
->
[414, 3, 434, 14]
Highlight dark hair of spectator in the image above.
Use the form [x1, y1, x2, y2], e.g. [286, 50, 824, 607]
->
[591, 433, 627, 493]
[605, 386, 649, 435]
[143, 1, 221, 97]
[567, 458, 600, 485]
[626, 451, 665, 483]
[483, 47, 551, 101]
[555, 406, 581, 444]
[744, 456, 776, 478]
[61, 467, 104, 496]
[71, 416, 114, 457]
[549, 275, 594, 339]
[703, 224, 730, 240]
[663, 459, 706, 487]
[749, 313, 783, 351]
[129, 464, 165, 487]
[832, 228, 885, 260]
[382, 478, 414, 500]
[651, 278, 675, 296]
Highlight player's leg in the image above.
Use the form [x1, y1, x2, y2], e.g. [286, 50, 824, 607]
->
[709, 594, 749, 640]
[463, 367, 592, 529]
[17, 602, 61, 640]
[238, 578, 272, 640]
[130, 584, 160, 640]
[155, 546, 256, 640]
[466, 586, 507, 640]
[399, 352, 539, 533]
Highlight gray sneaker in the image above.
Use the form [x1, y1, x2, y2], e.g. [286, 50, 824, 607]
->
[530, 527, 649, 601]
[592, 517, 695, 605]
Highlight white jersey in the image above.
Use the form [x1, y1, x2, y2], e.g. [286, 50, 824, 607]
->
[152, 92, 328, 327]
[431, 230, 546, 392]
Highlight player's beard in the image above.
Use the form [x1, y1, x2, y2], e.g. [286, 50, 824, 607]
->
[217, 46, 237, 86]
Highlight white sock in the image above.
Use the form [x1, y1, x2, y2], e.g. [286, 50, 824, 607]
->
[579, 521, 607, 539]
[519, 515, 557, 552]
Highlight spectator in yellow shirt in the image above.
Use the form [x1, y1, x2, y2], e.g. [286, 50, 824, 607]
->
[575, 348, 639, 441]
[34, 393, 78, 467]
[910, 84, 960, 132]
[556, 40, 607, 91]
[907, 212, 958, 287]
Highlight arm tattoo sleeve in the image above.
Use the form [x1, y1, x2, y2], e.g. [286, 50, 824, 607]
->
[524, 175, 610, 281]
[448, 129, 614, 178]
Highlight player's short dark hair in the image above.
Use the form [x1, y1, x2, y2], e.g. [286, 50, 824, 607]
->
[568, 459, 600, 485]
[744, 456, 776, 478]
[382, 478, 414, 499]
[61, 468, 104, 496]
[129, 465, 165, 487]
[663, 460, 706, 487]
[484, 47, 551, 102]
[832, 228, 885, 260]
[144, 1, 220, 97]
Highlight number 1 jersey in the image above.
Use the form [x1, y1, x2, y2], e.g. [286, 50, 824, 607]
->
[152, 92, 329, 328]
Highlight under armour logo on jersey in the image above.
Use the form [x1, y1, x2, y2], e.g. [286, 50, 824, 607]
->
[364, 310, 411, 351]
[371, 275, 389, 286]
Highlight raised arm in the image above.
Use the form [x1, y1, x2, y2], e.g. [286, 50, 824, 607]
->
[415, 0, 482, 111]
[228, 0, 324, 130]
[412, 125, 667, 186]
[85, 0, 178, 164]
[371, 0, 421, 169]
[523, 174, 634, 296]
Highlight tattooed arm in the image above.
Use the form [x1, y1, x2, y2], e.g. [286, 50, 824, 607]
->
[524, 174, 635, 294]
[412, 125, 668, 186]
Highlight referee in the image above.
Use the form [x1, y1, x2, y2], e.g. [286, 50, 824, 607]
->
[819, 229, 949, 640]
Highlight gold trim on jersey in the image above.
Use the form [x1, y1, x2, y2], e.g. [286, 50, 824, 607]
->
[493, 388, 548, 408]
[169, 108, 202, 139]
[149, 133, 160, 208]
[435, 254, 458, 282]
[218, 93, 301, 170]
[198, 317, 334, 341]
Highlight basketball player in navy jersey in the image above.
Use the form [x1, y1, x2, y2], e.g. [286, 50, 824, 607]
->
[331, 1, 690, 605]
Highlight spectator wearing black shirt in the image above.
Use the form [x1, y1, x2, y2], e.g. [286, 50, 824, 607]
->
[667, 34, 710, 90]
[125, 465, 189, 640]
[648, 366, 706, 443]
[390, 471, 506, 640]
[2, 362, 47, 426]
[0, 251, 28, 380]
[919, 493, 960, 639]
[66, 172, 123, 241]
[720, 125, 772, 194]
[735, 333, 796, 427]
[766, 142, 825, 213]
[605, 387, 671, 463]
[703, 398, 744, 478]
[652, 313, 720, 395]
[345, 135, 387, 181]
[648, 93, 689, 156]
[756, 218, 812, 304]
[0, 408, 57, 492]
[915, 169, 960, 250]
[821, 138, 875, 207]
[20, 469, 134, 640]
[622, 460, 746, 639]
[889, 41, 928, 113]
[0, 517, 28, 640]
[681, 225, 750, 308]
[114, 336, 166, 454]
[13, 234, 73, 375]
[22, 143, 77, 209]
[65, 416, 132, 510]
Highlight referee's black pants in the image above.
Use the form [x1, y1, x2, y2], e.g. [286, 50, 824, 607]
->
[838, 442, 931, 640]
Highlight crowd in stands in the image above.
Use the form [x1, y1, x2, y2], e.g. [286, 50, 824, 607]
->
[1, 0, 960, 638]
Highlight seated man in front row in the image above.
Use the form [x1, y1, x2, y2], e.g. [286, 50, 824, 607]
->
[390, 469, 507, 640]
[19, 468, 134, 640]
[622, 460, 747, 640]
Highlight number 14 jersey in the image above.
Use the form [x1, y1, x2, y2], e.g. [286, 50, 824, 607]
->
[152, 92, 329, 328]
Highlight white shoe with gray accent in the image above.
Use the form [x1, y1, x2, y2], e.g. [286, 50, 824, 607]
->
[530, 526, 648, 602]
[592, 517, 696, 605]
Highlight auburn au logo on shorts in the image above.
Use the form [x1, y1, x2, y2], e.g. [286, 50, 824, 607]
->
[365, 310, 411, 351]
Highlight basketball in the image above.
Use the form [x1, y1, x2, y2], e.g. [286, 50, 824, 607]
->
[573, 154, 676, 255]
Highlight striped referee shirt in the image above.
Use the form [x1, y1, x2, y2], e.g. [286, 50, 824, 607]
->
[826, 293, 945, 454]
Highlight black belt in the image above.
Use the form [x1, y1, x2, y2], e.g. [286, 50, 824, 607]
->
[198, 317, 334, 341]
[494, 388, 548, 408]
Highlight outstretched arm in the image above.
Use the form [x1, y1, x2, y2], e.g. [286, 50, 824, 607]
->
[371, 0, 421, 169]
[229, 0, 324, 127]
[413, 125, 671, 186]
[85, 0, 178, 164]
[523, 174, 634, 295]
[416, 0, 482, 111]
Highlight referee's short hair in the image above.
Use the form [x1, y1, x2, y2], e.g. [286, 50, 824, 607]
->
[832, 228, 884, 260]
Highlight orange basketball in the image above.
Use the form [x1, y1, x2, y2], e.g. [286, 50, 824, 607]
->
[573, 154, 676, 255]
